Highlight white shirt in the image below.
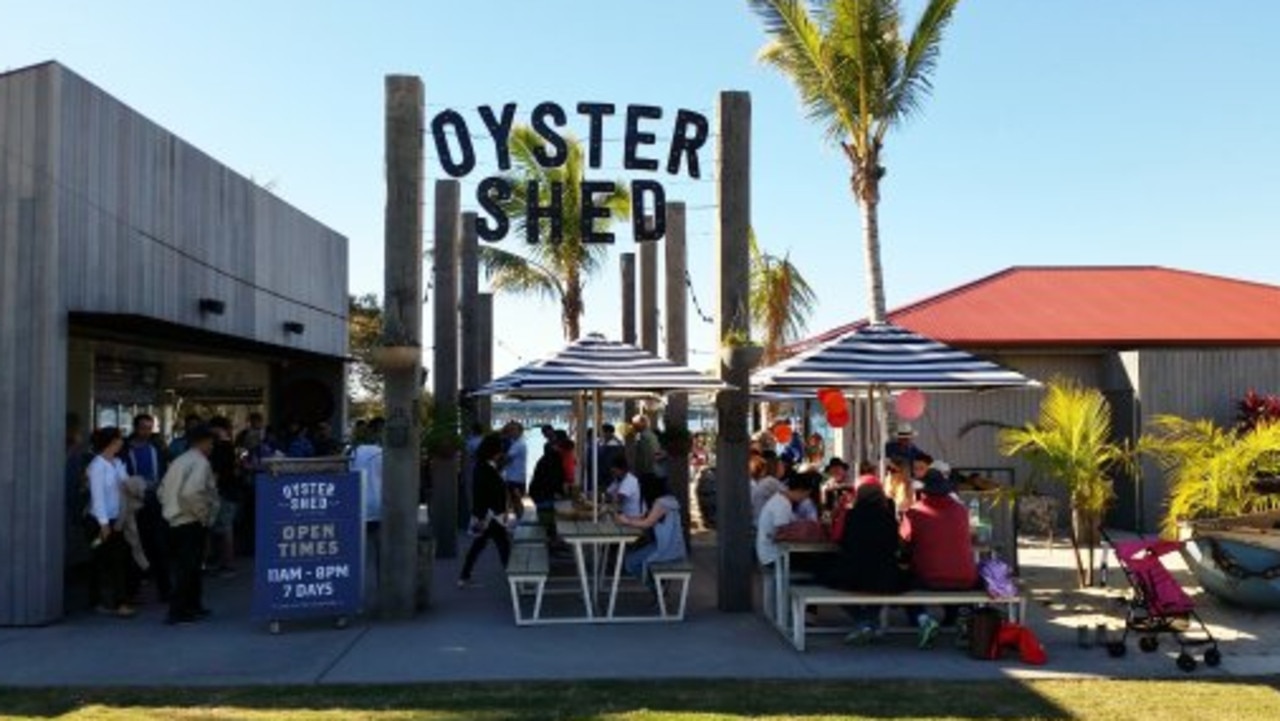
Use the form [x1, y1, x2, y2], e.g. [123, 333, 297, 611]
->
[612, 472, 642, 518]
[352, 445, 383, 523]
[750, 475, 783, 527]
[88, 455, 127, 525]
[755, 492, 795, 567]
[503, 437, 528, 486]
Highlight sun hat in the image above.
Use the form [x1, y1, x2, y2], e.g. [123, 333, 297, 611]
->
[896, 423, 916, 438]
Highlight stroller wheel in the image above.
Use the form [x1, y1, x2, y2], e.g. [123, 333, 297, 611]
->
[1106, 641, 1127, 658]
[1204, 648, 1222, 667]
[1139, 636, 1159, 653]
[1176, 652, 1197, 672]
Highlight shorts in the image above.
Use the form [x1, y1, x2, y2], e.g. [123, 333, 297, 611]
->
[213, 500, 238, 534]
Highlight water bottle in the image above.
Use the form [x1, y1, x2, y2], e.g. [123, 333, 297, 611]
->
[968, 498, 981, 528]
[1099, 552, 1109, 588]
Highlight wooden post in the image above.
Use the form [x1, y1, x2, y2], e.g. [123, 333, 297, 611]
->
[476, 293, 494, 429]
[715, 90, 753, 612]
[380, 75, 425, 619]
[431, 179, 461, 559]
[640, 236, 659, 355]
[457, 211, 479, 527]
[621, 252, 638, 426]
[663, 202, 692, 546]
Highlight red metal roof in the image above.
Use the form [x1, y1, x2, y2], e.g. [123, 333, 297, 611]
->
[798, 266, 1280, 351]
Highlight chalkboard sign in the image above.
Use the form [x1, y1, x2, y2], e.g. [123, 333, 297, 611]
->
[252, 469, 364, 622]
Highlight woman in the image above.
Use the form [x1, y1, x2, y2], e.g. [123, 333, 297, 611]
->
[884, 460, 915, 517]
[86, 427, 136, 618]
[617, 474, 687, 582]
[458, 433, 512, 588]
[528, 440, 566, 541]
[821, 477, 905, 643]
[805, 432, 826, 465]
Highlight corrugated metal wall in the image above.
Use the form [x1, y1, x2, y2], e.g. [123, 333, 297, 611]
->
[0, 63, 65, 625]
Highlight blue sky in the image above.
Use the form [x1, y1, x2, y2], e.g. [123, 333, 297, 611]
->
[3, 1, 1278, 376]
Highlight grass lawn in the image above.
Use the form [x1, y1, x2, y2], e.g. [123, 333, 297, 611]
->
[1, 679, 1279, 721]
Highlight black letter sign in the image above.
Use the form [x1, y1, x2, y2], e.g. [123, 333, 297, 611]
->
[429, 109, 476, 178]
[476, 176, 512, 242]
[478, 103, 517, 172]
[576, 102, 616, 169]
[579, 180, 617, 244]
[531, 102, 568, 168]
[526, 180, 565, 243]
[667, 109, 710, 179]
[631, 180, 666, 242]
[624, 104, 663, 172]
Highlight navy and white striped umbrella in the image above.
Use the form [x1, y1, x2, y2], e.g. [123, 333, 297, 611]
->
[474, 333, 730, 397]
[753, 323, 1038, 391]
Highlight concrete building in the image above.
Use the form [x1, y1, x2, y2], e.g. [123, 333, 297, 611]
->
[0, 62, 348, 625]
[798, 266, 1280, 534]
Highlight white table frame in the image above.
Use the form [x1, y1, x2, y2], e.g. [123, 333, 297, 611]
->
[556, 519, 644, 623]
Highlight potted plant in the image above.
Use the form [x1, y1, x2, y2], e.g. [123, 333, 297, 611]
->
[421, 403, 465, 460]
[999, 378, 1122, 587]
[720, 329, 764, 370]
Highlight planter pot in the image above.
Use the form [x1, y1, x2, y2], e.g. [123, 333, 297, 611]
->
[1016, 494, 1060, 537]
[720, 344, 764, 370]
[369, 345, 421, 370]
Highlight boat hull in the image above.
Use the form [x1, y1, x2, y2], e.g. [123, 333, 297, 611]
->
[1183, 516, 1280, 610]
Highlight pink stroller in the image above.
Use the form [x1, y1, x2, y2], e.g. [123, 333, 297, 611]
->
[1102, 530, 1221, 671]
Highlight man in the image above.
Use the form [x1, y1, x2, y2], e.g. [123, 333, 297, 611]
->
[884, 423, 928, 468]
[351, 419, 384, 610]
[630, 414, 662, 477]
[899, 469, 978, 648]
[595, 423, 625, 492]
[158, 425, 219, 624]
[122, 414, 171, 602]
[206, 417, 240, 577]
[234, 412, 266, 451]
[167, 414, 202, 459]
[606, 456, 643, 518]
[820, 457, 851, 508]
[755, 474, 814, 569]
[501, 421, 528, 518]
[311, 421, 341, 457]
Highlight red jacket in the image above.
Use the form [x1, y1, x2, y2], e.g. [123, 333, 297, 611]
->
[900, 495, 977, 590]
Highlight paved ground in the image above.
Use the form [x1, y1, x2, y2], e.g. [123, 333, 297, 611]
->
[1, 533, 1278, 686]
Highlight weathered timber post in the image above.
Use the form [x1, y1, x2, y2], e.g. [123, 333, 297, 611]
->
[664, 202, 692, 546]
[431, 180, 461, 559]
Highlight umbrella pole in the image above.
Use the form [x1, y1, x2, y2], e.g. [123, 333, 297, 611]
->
[593, 389, 603, 523]
[875, 385, 888, 481]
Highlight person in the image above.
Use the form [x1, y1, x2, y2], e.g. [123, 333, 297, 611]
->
[528, 439, 566, 542]
[779, 423, 805, 464]
[805, 432, 826, 465]
[207, 417, 240, 576]
[167, 414, 202, 459]
[820, 457, 852, 508]
[159, 425, 219, 624]
[821, 475, 905, 644]
[755, 474, 815, 570]
[284, 420, 315, 458]
[311, 421, 341, 457]
[596, 423, 625, 492]
[617, 474, 688, 582]
[235, 412, 266, 450]
[459, 433, 513, 587]
[884, 423, 928, 468]
[86, 427, 136, 618]
[606, 455, 643, 518]
[500, 421, 528, 518]
[555, 430, 577, 491]
[630, 415, 662, 477]
[751, 428, 778, 455]
[899, 469, 979, 647]
[349, 419, 370, 450]
[461, 421, 486, 524]
[748, 454, 783, 526]
[122, 414, 171, 603]
[351, 421, 383, 607]
[884, 459, 915, 517]
[793, 469, 821, 522]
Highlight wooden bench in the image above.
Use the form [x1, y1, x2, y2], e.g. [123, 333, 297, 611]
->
[506, 544, 550, 626]
[648, 559, 694, 621]
[512, 525, 548, 545]
[788, 586, 1026, 651]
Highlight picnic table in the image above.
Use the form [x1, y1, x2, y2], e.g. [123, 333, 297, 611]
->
[555, 517, 643, 621]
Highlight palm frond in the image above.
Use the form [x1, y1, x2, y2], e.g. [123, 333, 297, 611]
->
[750, 0, 854, 142]
[748, 228, 818, 363]
[477, 245, 563, 302]
[881, 0, 959, 138]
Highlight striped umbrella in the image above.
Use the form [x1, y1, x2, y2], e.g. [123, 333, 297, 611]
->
[752, 322, 1037, 391]
[474, 333, 729, 397]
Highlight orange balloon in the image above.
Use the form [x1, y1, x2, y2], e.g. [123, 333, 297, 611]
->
[774, 422, 793, 444]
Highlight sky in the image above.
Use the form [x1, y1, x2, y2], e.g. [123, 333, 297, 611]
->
[3, 1, 1278, 378]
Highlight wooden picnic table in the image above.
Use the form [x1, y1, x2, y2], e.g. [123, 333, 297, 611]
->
[555, 517, 643, 621]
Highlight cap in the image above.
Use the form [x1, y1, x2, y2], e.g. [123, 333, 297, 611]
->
[920, 468, 955, 497]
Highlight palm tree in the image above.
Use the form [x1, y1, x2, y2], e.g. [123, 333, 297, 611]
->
[749, 0, 959, 323]
[478, 127, 630, 341]
[999, 379, 1125, 587]
[749, 229, 817, 367]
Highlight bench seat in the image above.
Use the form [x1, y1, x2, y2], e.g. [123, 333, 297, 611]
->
[513, 525, 548, 545]
[506, 544, 550, 625]
[788, 585, 1025, 651]
[646, 559, 694, 621]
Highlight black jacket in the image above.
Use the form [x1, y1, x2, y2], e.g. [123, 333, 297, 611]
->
[822, 497, 906, 594]
[473, 461, 506, 519]
[528, 449, 565, 504]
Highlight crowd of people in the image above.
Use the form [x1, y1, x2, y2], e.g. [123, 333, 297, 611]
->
[751, 422, 985, 649]
[67, 411, 346, 624]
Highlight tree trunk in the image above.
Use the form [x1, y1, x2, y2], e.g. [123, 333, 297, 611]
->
[855, 175, 888, 324]
[563, 278, 582, 341]
[1071, 506, 1101, 588]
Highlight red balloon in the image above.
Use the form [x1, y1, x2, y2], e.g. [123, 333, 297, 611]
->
[773, 421, 793, 444]
[896, 389, 927, 421]
[827, 409, 850, 427]
[817, 387, 842, 406]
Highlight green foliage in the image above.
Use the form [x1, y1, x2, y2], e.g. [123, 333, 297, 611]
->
[749, 228, 817, 365]
[420, 395, 466, 459]
[478, 127, 630, 341]
[999, 379, 1123, 516]
[721, 328, 753, 348]
[1145, 415, 1280, 537]
[348, 294, 384, 401]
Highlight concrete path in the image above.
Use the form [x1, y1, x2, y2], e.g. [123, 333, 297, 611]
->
[1, 536, 1278, 686]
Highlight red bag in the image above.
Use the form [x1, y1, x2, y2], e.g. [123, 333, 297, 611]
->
[774, 520, 829, 543]
[995, 622, 1048, 666]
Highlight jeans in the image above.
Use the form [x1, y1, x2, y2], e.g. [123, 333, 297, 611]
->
[459, 519, 512, 581]
[168, 522, 207, 619]
[624, 544, 658, 580]
[91, 522, 129, 609]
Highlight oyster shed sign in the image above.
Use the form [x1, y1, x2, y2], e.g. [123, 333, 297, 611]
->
[429, 102, 709, 244]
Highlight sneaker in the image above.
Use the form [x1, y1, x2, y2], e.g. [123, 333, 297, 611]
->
[918, 617, 941, 649]
[843, 624, 877, 646]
